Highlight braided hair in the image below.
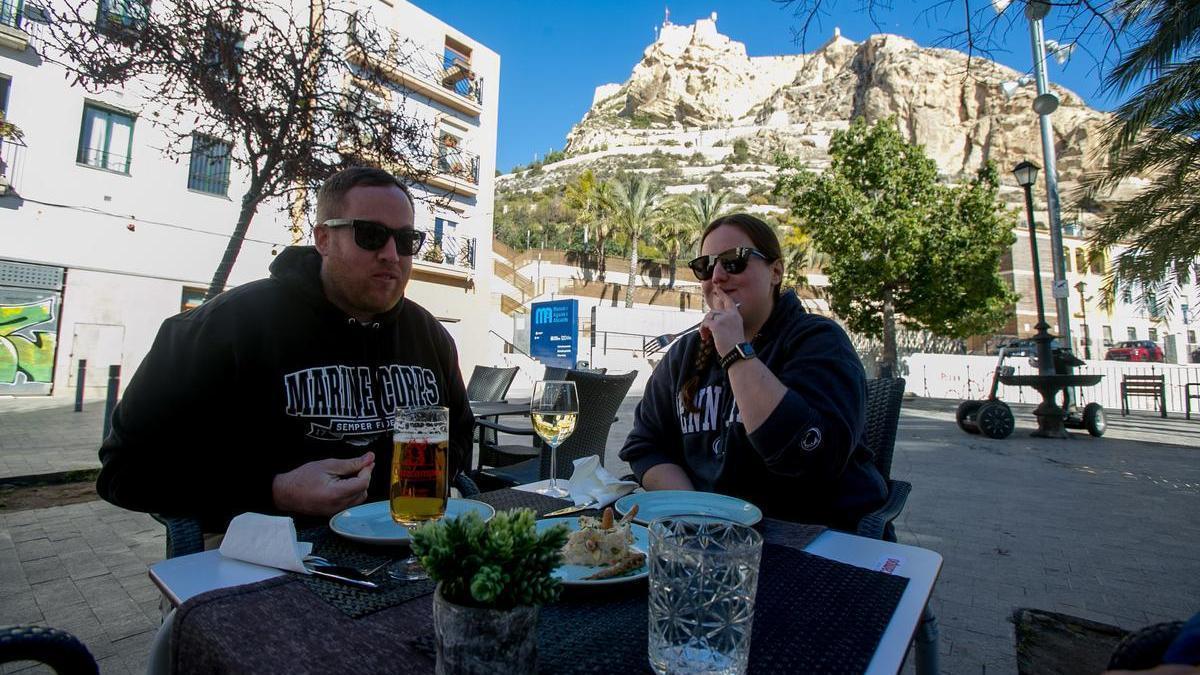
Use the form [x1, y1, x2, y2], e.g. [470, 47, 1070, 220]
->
[680, 213, 783, 414]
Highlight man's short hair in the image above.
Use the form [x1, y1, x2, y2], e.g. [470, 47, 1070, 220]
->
[315, 167, 414, 224]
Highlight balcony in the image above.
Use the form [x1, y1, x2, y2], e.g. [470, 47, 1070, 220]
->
[345, 34, 484, 118]
[0, 135, 26, 196]
[0, 0, 28, 51]
[413, 231, 477, 284]
[426, 144, 480, 197]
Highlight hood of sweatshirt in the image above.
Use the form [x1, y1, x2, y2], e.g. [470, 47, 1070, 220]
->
[268, 246, 406, 325]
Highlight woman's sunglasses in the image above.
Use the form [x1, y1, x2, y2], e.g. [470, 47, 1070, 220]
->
[321, 219, 426, 256]
[688, 247, 770, 281]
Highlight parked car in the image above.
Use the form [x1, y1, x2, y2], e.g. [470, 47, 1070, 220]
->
[995, 338, 1061, 357]
[1104, 340, 1164, 362]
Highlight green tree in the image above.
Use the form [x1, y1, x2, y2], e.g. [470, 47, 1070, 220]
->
[776, 117, 1016, 376]
[564, 170, 605, 270]
[604, 175, 665, 307]
[1078, 1, 1200, 311]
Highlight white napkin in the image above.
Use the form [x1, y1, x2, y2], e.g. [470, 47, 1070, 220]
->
[218, 512, 313, 574]
[567, 456, 638, 508]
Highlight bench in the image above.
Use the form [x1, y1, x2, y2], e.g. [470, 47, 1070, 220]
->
[1186, 383, 1200, 421]
[1120, 374, 1167, 418]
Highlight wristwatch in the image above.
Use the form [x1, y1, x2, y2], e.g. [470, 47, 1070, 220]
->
[720, 342, 757, 370]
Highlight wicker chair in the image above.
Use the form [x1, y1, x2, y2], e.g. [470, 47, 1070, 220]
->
[853, 377, 940, 675]
[1108, 620, 1187, 671]
[473, 370, 637, 490]
[0, 625, 98, 674]
[465, 365, 519, 403]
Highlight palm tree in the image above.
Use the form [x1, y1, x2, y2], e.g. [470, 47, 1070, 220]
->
[605, 175, 665, 307]
[655, 203, 700, 289]
[563, 169, 600, 261]
[1079, 1, 1200, 312]
[683, 189, 732, 234]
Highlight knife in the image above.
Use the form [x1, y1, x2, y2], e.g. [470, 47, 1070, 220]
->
[306, 565, 380, 589]
[543, 501, 600, 517]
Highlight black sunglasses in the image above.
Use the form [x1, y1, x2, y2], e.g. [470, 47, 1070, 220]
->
[688, 247, 771, 281]
[322, 219, 426, 256]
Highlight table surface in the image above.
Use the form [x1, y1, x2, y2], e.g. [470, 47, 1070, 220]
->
[470, 399, 530, 417]
[149, 483, 942, 675]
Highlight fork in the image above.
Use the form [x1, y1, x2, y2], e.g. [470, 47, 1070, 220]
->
[304, 556, 394, 577]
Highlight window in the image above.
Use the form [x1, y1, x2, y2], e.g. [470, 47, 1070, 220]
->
[0, 0, 21, 29]
[1127, 327, 1137, 341]
[1121, 286, 1133, 304]
[1102, 325, 1113, 347]
[1188, 330, 1196, 346]
[187, 134, 231, 195]
[1089, 252, 1104, 275]
[96, 0, 149, 35]
[0, 75, 10, 114]
[77, 103, 135, 173]
[1074, 249, 1087, 275]
[443, 37, 473, 98]
[203, 25, 244, 81]
[180, 286, 206, 312]
[1148, 327, 1158, 342]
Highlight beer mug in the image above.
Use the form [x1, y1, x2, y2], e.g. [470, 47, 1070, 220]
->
[390, 405, 450, 528]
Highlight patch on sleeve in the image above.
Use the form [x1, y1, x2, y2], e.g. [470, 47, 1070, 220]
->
[801, 427, 822, 452]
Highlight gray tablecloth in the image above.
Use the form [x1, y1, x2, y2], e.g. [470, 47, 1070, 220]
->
[171, 490, 830, 674]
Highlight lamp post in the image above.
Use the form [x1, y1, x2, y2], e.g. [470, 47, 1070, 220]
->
[1023, 0, 1075, 375]
[1075, 280, 1091, 359]
[1013, 160, 1056, 377]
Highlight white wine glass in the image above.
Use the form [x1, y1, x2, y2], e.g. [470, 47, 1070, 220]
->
[530, 380, 578, 498]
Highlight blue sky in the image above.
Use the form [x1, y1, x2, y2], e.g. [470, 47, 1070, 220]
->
[411, 1, 1128, 173]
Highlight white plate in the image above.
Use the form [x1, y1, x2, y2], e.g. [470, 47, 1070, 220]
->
[537, 517, 649, 586]
[329, 499, 496, 545]
[614, 490, 763, 526]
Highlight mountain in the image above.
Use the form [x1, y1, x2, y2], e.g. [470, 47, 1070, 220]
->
[498, 15, 1122, 203]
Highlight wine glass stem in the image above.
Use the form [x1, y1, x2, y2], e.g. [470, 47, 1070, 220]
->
[547, 442, 559, 490]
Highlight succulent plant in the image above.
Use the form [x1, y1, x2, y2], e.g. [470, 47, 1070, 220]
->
[411, 509, 569, 610]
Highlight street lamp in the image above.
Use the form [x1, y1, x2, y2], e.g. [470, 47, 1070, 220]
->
[1075, 280, 1091, 359]
[1013, 160, 1056, 377]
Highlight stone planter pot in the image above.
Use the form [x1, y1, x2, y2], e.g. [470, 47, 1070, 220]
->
[432, 583, 538, 675]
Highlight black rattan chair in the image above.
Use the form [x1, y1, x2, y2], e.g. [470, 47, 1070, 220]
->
[853, 377, 939, 675]
[0, 625, 98, 675]
[466, 365, 519, 403]
[474, 370, 637, 490]
[1108, 620, 1186, 671]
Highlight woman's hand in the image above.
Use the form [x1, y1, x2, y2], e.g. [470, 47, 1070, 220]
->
[701, 286, 744, 357]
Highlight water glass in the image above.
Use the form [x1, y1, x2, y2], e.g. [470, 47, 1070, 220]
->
[648, 516, 764, 675]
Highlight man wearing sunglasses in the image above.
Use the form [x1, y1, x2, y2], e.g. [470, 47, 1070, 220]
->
[97, 167, 474, 538]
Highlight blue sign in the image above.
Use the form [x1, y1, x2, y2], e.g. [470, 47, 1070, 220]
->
[530, 299, 578, 368]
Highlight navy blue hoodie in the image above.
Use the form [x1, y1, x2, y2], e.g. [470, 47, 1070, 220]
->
[619, 291, 887, 530]
[96, 246, 473, 532]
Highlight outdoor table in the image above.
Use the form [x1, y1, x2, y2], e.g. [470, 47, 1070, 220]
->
[470, 399, 530, 419]
[148, 485, 942, 674]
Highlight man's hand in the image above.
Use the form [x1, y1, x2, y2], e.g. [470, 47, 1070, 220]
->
[271, 452, 375, 517]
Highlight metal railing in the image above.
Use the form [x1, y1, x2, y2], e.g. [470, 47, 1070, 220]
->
[436, 144, 480, 185]
[419, 231, 476, 269]
[0, 0, 23, 29]
[0, 135, 26, 195]
[392, 37, 484, 105]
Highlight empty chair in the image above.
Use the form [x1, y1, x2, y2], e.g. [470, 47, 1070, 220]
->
[465, 365, 520, 403]
[474, 369, 637, 489]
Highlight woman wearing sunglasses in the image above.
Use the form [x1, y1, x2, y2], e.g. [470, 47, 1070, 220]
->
[619, 214, 886, 530]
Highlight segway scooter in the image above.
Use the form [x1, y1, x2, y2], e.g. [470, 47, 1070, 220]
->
[956, 348, 1017, 439]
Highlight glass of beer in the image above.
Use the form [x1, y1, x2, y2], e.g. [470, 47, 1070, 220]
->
[530, 380, 578, 498]
[389, 405, 450, 581]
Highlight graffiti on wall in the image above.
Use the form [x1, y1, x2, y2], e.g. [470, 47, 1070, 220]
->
[0, 293, 59, 390]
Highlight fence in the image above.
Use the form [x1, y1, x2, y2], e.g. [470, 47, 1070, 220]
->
[904, 353, 1200, 415]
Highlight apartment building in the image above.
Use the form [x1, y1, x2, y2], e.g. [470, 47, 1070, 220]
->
[1003, 221, 1199, 364]
[0, 0, 499, 396]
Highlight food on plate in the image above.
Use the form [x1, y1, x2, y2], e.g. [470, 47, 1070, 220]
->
[560, 506, 646, 579]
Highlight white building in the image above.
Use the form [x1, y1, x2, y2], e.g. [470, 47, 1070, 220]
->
[0, 0, 500, 397]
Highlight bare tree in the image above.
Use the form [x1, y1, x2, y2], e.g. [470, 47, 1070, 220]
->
[37, 0, 444, 298]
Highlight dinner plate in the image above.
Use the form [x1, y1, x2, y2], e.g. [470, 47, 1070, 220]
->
[329, 498, 496, 545]
[614, 490, 763, 526]
[536, 517, 649, 586]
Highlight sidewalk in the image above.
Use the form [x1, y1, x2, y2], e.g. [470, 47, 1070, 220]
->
[0, 396, 109, 480]
[1, 395, 1197, 673]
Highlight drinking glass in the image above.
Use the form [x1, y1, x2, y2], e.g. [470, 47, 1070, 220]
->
[389, 405, 450, 581]
[647, 516, 764, 675]
[530, 380, 578, 498]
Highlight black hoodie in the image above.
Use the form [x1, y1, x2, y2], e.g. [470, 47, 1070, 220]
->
[619, 291, 887, 530]
[96, 246, 473, 533]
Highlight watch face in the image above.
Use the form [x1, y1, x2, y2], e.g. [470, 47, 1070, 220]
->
[737, 342, 755, 358]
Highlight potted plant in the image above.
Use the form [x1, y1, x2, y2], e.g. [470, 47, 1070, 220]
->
[411, 509, 568, 675]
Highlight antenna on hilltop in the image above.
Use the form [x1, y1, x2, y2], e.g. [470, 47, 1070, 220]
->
[663, 5, 670, 26]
